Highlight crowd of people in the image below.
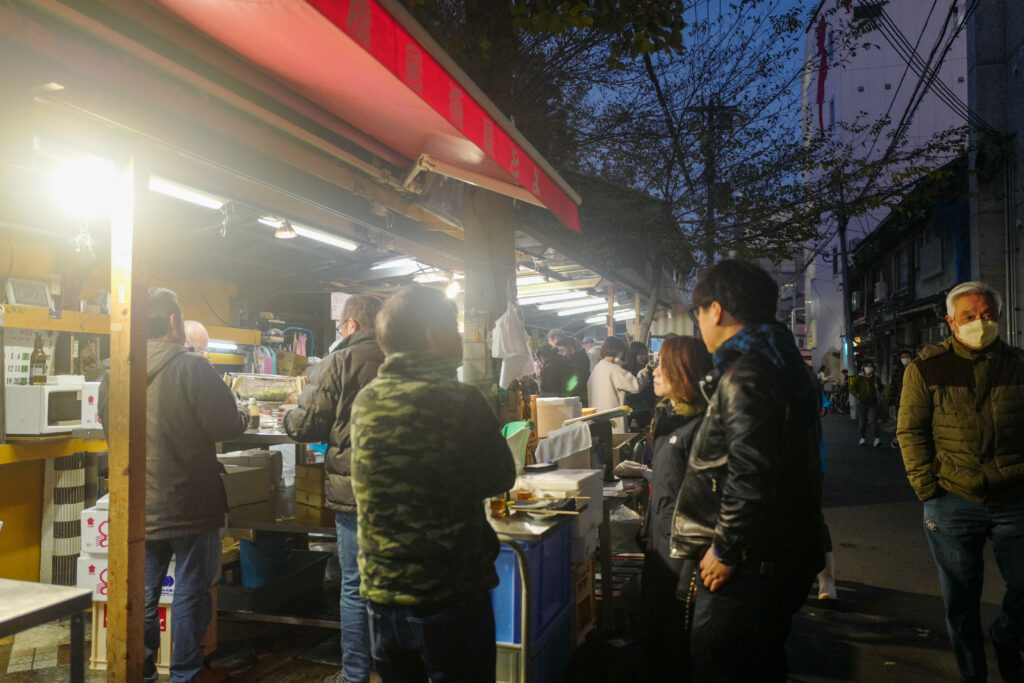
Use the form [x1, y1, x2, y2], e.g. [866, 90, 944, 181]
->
[98, 261, 1024, 683]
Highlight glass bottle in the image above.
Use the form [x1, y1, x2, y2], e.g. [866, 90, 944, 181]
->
[248, 397, 260, 431]
[30, 334, 47, 385]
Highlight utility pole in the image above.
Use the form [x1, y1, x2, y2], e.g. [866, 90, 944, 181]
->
[686, 99, 737, 264]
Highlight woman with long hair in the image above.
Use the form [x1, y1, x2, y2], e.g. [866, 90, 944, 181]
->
[640, 335, 713, 682]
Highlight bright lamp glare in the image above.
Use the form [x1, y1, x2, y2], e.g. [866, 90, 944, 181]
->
[52, 156, 117, 220]
[206, 340, 239, 352]
[517, 291, 589, 306]
[292, 223, 359, 251]
[557, 302, 616, 316]
[445, 281, 461, 299]
[537, 297, 606, 311]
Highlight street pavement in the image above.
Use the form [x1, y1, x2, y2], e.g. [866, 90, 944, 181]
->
[787, 412, 1005, 682]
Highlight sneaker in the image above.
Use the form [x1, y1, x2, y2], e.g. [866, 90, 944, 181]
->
[873, 438, 881, 448]
[858, 438, 866, 446]
[989, 625, 1024, 682]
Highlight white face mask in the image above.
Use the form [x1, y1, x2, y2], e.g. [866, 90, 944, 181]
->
[955, 319, 999, 349]
[900, 356, 911, 367]
[864, 367, 874, 376]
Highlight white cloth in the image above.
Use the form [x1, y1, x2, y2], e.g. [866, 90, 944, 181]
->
[586, 346, 601, 370]
[535, 421, 592, 464]
[491, 303, 534, 389]
[587, 358, 640, 432]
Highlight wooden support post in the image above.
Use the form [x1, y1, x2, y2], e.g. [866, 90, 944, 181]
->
[106, 156, 148, 679]
[607, 282, 615, 338]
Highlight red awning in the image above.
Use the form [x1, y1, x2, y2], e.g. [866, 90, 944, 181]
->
[153, 0, 581, 232]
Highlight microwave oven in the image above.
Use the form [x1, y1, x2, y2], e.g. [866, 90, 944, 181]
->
[5, 381, 84, 435]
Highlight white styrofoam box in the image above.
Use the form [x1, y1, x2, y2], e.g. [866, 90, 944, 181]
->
[524, 469, 603, 533]
[571, 528, 599, 565]
[81, 381, 102, 429]
[95, 494, 109, 511]
[81, 507, 109, 555]
[78, 556, 175, 604]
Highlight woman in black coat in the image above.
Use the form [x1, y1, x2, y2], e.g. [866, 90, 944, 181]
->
[640, 335, 713, 682]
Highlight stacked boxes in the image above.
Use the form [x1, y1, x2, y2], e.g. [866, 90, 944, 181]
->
[78, 498, 214, 672]
[523, 469, 603, 563]
[570, 553, 597, 646]
[294, 464, 334, 526]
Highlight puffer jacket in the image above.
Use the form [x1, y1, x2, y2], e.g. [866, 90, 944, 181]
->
[670, 329, 823, 579]
[284, 330, 385, 512]
[897, 336, 1024, 505]
[99, 340, 247, 539]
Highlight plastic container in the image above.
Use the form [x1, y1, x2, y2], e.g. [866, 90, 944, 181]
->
[229, 373, 296, 404]
[535, 397, 582, 437]
[221, 550, 331, 612]
[490, 521, 572, 644]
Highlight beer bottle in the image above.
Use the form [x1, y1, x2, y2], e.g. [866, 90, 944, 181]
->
[30, 334, 47, 385]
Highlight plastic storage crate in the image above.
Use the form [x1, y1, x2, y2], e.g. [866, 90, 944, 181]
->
[220, 550, 330, 612]
[496, 600, 574, 683]
[491, 521, 572, 644]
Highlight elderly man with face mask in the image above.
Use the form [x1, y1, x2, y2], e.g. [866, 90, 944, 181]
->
[898, 281, 1024, 683]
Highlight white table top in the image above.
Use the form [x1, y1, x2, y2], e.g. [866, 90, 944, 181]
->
[0, 578, 91, 638]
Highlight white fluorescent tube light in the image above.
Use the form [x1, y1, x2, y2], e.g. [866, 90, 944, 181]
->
[292, 223, 359, 251]
[584, 309, 638, 324]
[558, 302, 619, 316]
[372, 257, 419, 271]
[516, 276, 549, 286]
[537, 297, 606, 311]
[206, 340, 239, 352]
[258, 216, 283, 228]
[414, 272, 450, 283]
[148, 176, 226, 210]
[517, 291, 590, 306]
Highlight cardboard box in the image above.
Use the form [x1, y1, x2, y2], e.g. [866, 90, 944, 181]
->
[78, 556, 174, 604]
[275, 349, 308, 376]
[294, 503, 336, 527]
[294, 463, 326, 487]
[81, 381, 102, 429]
[295, 489, 326, 508]
[525, 469, 603, 534]
[217, 450, 283, 489]
[220, 464, 274, 508]
[91, 589, 216, 672]
[81, 506, 109, 555]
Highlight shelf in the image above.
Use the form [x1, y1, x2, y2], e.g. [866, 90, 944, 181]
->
[0, 437, 108, 466]
[206, 326, 261, 346]
[0, 306, 109, 335]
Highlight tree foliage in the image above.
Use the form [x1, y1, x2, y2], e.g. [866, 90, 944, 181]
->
[399, 0, 969, 278]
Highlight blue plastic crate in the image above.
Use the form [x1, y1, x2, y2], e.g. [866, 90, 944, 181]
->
[491, 521, 572, 644]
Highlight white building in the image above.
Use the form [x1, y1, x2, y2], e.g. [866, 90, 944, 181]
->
[801, 1, 967, 374]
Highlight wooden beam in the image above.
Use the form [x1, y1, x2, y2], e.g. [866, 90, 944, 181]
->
[106, 156, 148, 679]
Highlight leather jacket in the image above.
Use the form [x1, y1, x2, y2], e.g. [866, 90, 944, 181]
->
[670, 344, 824, 579]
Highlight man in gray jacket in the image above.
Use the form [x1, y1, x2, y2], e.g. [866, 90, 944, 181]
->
[284, 294, 384, 683]
[100, 288, 246, 682]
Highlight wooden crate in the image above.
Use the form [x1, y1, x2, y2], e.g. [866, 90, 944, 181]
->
[570, 553, 597, 646]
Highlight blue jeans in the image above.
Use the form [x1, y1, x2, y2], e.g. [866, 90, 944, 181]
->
[336, 511, 371, 683]
[690, 571, 812, 682]
[367, 591, 496, 683]
[144, 530, 220, 683]
[924, 492, 1024, 682]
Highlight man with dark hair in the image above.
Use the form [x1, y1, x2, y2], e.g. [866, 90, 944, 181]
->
[551, 331, 590, 403]
[285, 294, 384, 683]
[672, 259, 824, 682]
[536, 341, 575, 395]
[99, 287, 246, 682]
[351, 285, 516, 682]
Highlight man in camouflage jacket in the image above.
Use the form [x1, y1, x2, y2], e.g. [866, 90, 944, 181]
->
[898, 281, 1024, 682]
[350, 286, 516, 682]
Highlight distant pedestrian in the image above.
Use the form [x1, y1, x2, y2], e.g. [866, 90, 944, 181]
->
[849, 361, 883, 447]
[887, 349, 914, 448]
[898, 281, 1024, 682]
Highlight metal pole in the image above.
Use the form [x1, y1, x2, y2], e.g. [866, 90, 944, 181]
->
[838, 208, 854, 370]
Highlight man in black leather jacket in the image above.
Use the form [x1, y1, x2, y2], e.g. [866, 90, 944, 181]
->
[672, 260, 824, 682]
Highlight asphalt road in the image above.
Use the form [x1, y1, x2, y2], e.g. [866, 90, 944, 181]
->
[787, 413, 1005, 682]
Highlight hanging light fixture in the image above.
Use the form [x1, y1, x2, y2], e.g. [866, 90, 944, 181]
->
[274, 220, 298, 239]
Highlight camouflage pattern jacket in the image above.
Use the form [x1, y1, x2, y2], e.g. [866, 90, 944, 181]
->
[351, 352, 516, 607]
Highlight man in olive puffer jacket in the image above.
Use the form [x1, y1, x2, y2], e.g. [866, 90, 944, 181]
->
[898, 281, 1024, 683]
[284, 294, 384, 683]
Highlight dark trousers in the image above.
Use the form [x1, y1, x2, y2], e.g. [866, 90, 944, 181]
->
[367, 591, 496, 683]
[924, 491, 1024, 682]
[690, 571, 812, 683]
[858, 403, 879, 439]
[640, 551, 691, 682]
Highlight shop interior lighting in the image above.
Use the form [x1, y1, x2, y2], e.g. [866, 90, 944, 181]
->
[445, 281, 461, 299]
[274, 220, 297, 239]
[584, 309, 638, 324]
[517, 291, 589, 306]
[516, 275, 548, 286]
[558, 301, 621, 316]
[371, 257, 420, 272]
[206, 340, 239, 352]
[51, 155, 117, 221]
[413, 271, 450, 284]
[148, 176, 226, 210]
[258, 216, 358, 251]
[536, 297, 607, 311]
